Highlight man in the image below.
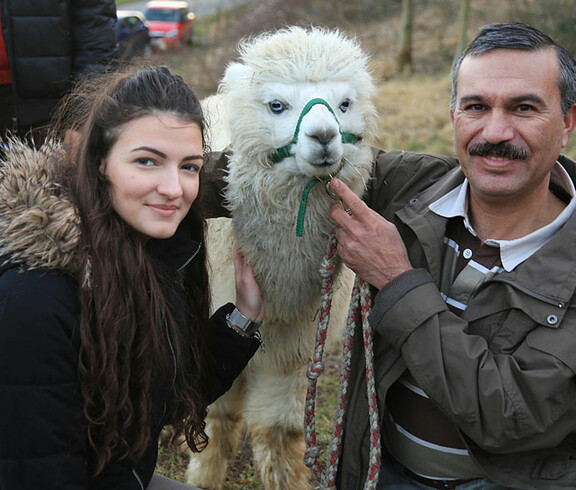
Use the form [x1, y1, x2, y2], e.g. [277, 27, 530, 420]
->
[0, 0, 117, 144]
[331, 23, 576, 489]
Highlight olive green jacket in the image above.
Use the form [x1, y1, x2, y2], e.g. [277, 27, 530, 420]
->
[339, 149, 576, 490]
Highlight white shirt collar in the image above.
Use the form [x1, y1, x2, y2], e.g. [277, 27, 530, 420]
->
[429, 162, 576, 272]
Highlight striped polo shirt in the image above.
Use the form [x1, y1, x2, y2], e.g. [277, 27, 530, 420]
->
[383, 163, 575, 481]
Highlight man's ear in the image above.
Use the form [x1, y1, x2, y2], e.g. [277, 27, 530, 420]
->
[561, 105, 576, 148]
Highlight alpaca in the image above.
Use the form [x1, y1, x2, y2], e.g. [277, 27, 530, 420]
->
[186, 26, 378, 489]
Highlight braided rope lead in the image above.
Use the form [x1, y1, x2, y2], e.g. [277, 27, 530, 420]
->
[303, 230, 338, 481]
[361, 277, 381, 490]
[304, 228, 381, 489]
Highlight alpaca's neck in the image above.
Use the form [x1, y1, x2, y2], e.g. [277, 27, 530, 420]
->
[225, 146, 373, 320]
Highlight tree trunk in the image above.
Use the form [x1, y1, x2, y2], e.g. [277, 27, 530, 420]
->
[396, 0, 414, 74]
[454, 0, 470, 63]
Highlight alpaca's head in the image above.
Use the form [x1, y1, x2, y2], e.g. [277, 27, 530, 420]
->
[214, 26, 378, 183]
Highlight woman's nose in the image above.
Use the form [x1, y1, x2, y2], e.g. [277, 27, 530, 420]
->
[156, 167, 183, 199]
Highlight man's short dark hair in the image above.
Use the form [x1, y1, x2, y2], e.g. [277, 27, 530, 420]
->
[450, 22, 576, 115]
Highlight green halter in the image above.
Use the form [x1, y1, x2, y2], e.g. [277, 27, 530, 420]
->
[267, 98, 361, 237]
[270, 98, 361, 164]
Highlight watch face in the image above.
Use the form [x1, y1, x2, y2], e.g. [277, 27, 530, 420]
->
[229, 308, 252, 331]
[229, 308, 261, 334]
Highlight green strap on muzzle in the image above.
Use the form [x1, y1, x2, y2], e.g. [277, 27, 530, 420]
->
[266, 98, 361, 237]
[270, 98, 361, 164]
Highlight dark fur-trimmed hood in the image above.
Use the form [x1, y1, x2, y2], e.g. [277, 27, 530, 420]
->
[0, 139, 81, 274]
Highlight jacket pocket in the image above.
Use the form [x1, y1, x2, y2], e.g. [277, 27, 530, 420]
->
[530, 449, 576, 480]
[527, 328, 576, 374]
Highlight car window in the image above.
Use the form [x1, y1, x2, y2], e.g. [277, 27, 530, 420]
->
[144, 8, 179, 22]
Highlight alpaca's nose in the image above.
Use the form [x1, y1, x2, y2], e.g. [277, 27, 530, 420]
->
[307, 126, 339, 146]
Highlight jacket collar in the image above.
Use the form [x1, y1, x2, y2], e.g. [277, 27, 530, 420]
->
[396, 155, 576, 316]
[428, 164, 576, 272]
[0, 139, 81, 274]
[149, 232, 202, 273]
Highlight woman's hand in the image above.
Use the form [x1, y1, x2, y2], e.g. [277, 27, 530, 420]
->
[233, 246, 265, 323]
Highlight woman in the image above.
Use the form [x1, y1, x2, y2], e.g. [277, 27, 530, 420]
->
[0, 65, 264, 489]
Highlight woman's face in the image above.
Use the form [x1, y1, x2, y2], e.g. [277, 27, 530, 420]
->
[102, 113, 203, 240]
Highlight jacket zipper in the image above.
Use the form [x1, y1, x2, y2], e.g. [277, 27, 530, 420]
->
[485, 276, 566, 309]
[177, 242, 201, 272]
[165, 322, 178, 386]
[132, 469, 145, 490]
[159, 319, 177, 425]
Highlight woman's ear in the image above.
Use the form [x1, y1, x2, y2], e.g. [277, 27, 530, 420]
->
[63, 129, 81, 161]
[99, 159, 107, 175]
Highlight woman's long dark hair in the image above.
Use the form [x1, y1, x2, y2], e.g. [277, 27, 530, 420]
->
[54, 65, 211, 473]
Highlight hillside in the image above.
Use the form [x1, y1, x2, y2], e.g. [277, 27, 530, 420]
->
[150, 0, 576, 157]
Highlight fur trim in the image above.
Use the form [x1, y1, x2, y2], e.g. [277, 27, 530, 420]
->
[0, 139, 81, 274]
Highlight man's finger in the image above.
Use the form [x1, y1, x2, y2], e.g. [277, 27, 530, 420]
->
[330, 178, 366, 218]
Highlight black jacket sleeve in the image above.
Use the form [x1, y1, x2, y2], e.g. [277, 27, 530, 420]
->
[0, 268, 88, 490]
[69, 0, 118, 76]
[203, 303, 260, 403]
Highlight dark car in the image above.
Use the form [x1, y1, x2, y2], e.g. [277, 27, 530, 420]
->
[116, 10, 151, 59]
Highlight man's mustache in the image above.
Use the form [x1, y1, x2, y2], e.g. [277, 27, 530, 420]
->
[468, 142, 528, 161]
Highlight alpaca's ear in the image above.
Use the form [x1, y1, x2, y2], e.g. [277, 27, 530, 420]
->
[222, 62, 253, 84]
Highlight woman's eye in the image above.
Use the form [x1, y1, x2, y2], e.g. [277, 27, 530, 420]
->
[181, 164, 200, 173]
[136, 157, 156, 167]
[339, 98, 351, 113]
[269, 100, 287, 114]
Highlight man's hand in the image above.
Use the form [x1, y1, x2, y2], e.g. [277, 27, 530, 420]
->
[329, 178, 413, 290]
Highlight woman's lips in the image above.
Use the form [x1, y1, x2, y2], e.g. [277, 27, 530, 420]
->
[147, 204, 179, 217]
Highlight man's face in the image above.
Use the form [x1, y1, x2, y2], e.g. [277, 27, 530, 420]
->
[450, 48, 576, 207]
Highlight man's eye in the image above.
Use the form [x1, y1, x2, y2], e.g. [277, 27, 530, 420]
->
[518, 104, 535, 112]
[465, 104, 485, 111]
[269, 100, 287, 114]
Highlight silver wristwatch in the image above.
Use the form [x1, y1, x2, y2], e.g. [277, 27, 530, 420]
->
[226, 307, 261, 336]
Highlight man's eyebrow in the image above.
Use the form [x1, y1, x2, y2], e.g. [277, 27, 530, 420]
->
[458, 94, 547, 106]
[458, 95, 484, 105]
[509, 94, 546, 106]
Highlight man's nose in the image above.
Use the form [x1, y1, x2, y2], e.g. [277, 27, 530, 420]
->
[482, 110, 514, 143]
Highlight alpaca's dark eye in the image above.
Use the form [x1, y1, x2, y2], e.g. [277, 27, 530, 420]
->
[339, 98, 351, 113]
[269, 100, 287, 114]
